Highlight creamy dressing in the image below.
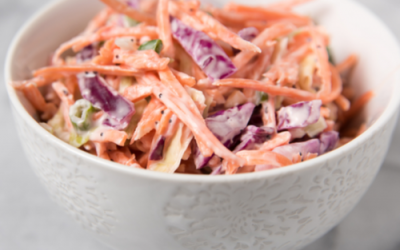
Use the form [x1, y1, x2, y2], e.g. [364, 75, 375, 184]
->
[277, 100, 322, 130]
[115, 37, 137, 51]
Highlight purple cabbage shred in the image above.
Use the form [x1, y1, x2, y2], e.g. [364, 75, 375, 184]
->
[170, 17, 237, 81]
[78, 72, 135, 129]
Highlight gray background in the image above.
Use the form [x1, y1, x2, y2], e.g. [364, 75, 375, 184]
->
[0, 0, 400, 249]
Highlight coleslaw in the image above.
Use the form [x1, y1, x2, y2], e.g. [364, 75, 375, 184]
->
[12, 0, 374, 175]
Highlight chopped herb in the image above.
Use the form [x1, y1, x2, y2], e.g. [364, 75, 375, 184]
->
[124, 16, 140, 27]
[138, 39, 164, 54]
[256, 91, 269, 105]
[69, 99, 94, 131]
[326, 46, 335, 65]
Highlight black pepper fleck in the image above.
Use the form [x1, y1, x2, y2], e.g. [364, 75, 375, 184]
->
[169, 119, 172, 123]
[115, 55, 119, 59]
[159, 93, 162, 98]
[63, 90, 68, 95]
[100, 133, 104, 137]
[161, 110, 164, 115]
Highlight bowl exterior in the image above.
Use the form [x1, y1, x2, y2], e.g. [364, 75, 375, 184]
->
[11, 102, 398, 250]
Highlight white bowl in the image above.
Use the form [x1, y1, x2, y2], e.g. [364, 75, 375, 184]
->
[4, 0, 400, 249]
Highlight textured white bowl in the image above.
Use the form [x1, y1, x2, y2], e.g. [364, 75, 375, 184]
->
[4, 0, 400, 249]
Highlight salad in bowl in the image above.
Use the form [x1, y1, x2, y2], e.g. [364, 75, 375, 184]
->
[12, 0, 373, 175]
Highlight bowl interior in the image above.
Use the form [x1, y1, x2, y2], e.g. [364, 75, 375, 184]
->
[5, 0, 400, 178]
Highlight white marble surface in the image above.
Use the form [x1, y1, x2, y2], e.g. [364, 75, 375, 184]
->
[0, 0, 399, 249]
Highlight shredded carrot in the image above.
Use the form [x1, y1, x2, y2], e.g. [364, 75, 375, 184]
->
[174, 0, 201, 13]
[267, 0, 314, 10]
[52, 82, 74, 130]
[261, 96, 277, 131]
[22, 82, 57, 119]
[207, 4, 308, 28]
[169, 1, 207, 34]
[292, 153, 302, 163]
[64, 76, 78, 97]
[113, 49, 170, 70]
[12, 77, 45, 90]
[138, 152, 150, 167]
[336, 54, 358, 74]
[92, 39, 119, 65]
[214, 78, 317, 101]
[147, 110, 174, 168]
[320, 106, 331, 118]
[342, 90, 375, 123]
[94, 142, 110, 160]
[311, 29, 332, 97]
[136, 130, 156, 152]
[203, 6, 246, 27]
[90, 128, 128, 146]
[236, 164, 255, 173]
[104, 76, 119, 90]
[30, 65, 142, 88]
[319, 65, 343, 104]
[99, 0, 156, 24]
[264, 44, 311, 86]
[224, 3, 312, 26]
[194, 10, 261, 53]
[182, 141, 192, 160]
[304, 152, 318, 161]
[158, 68, 203, 117]
[324, 119, 335, 132]
[157, 0, 174, 57]
[52, 36, 83, 65]
[170, 68, 196, 87]
[232, 150, 292, 174]
[335, 94, 351, 111]
[342, 86, 355, 100]
[123, 84, 153, 102]
[233, 22, 296, 69]
[109, 149, 141, 167]
[192, 63, 207, 81]
[260, 132, 291, 151]
[73, 25, 159, 52]
[132, 97, 164, 141]
[248, 42, 276, 80]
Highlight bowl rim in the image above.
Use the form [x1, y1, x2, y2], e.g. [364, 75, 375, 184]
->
[4, 0, 400, 183]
